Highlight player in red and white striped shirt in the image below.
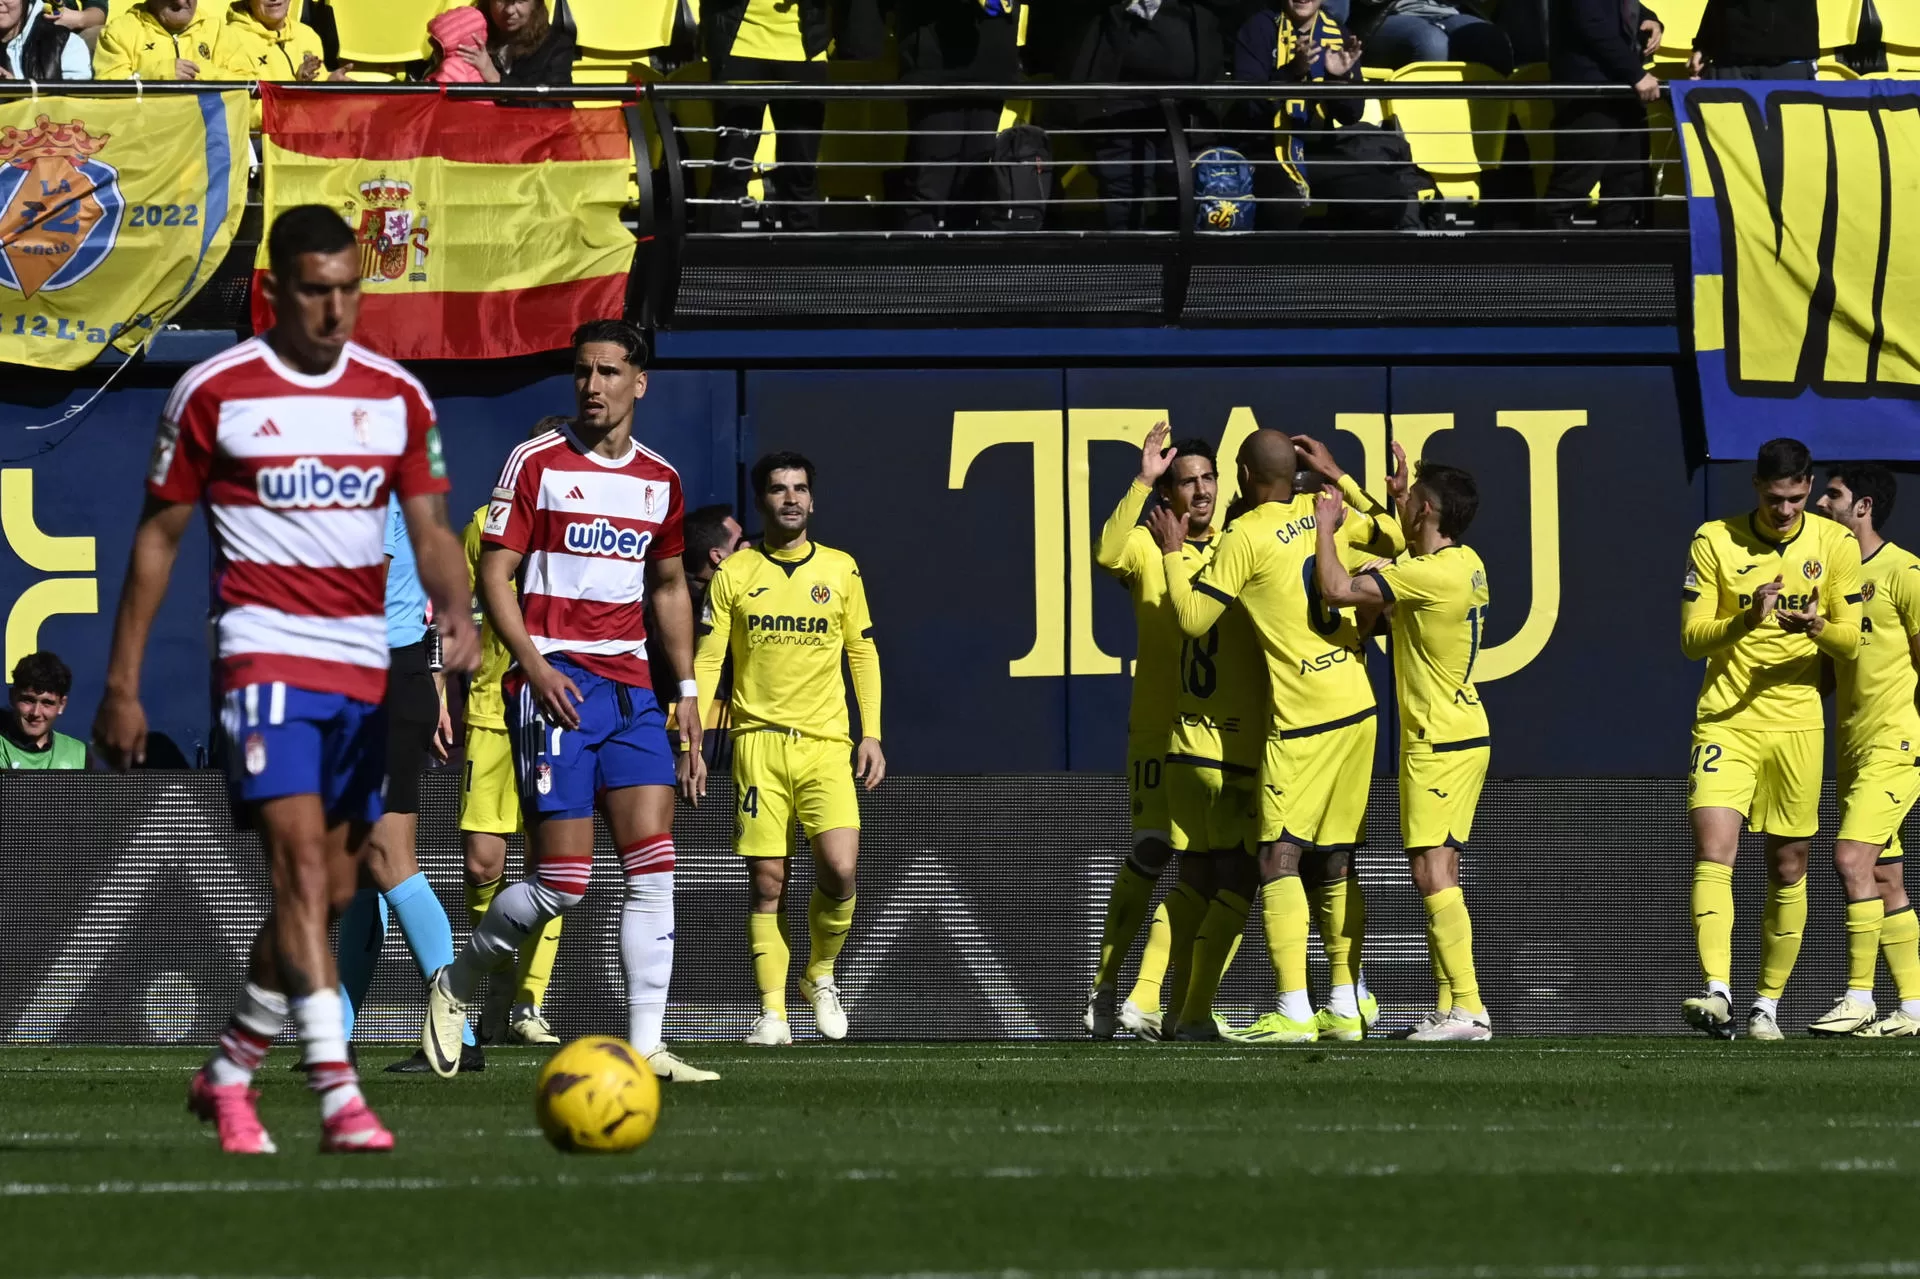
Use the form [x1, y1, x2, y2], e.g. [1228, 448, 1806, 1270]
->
[94, 206, 478, 1154]
[423, 319, 717, 1083]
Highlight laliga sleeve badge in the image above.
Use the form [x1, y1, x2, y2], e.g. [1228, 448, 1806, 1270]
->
[244, 733, 267, 776]
[536, 763, 553, 795]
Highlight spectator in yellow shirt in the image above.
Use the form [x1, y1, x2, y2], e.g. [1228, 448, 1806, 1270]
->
[218, 0, 337, 80]
[96, 0, 221, 79]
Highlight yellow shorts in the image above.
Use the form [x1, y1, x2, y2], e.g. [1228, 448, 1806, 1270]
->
[1687, 725, 1821, 838]
[1837, 746, 1920, 850]
[1165, 756, 1259, 854]
[1128, 731, 1170, 843]
[1259, 712, 1377, 849]
[460, 722, 521, 835]
[732, 729, 859, 859]
[1400, 744, 1489, 850]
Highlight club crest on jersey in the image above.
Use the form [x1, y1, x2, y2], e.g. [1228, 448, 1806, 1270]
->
[535, 763, 552, 795]
[256, 457, 388, 509]
[564, 517, 653, 561]
[1862, 581, 1877, 602]
[351, 407, 370, 447]
[811, 583, 831, 605]
[1803, 559, 1823, 581]
[244, 732, 266, 776]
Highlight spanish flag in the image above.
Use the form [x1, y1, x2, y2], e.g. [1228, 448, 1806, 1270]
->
[253, 87, 635, 361]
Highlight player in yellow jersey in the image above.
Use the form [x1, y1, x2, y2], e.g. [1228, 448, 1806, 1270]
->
[459, 420, 574, 1047]
[694, 452, 883, 1046]
[1162, 429, 1402, 1045]
[1311, 448, 1493, 1042]
[1680, 438, 1862, 1040]
[1812, 464, 1920, 1037]
[1084, 424, 1220, 1040]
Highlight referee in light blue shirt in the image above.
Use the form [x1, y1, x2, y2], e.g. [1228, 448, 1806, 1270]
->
[334, 494, 483, 1071]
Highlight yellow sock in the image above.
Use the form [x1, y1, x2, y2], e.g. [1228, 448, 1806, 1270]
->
[1429, 925, 1452, 1013]
[1882, 906, 1920, 1001]
[1309, 876, 1366, 989]
[1756, 874, 1808, 1000]
[1176, 889, 1249, 1028]
[1129, 901, 1174, 1013]
[748, 911, 790, 1015]
[467, 874, 503, 929]
[1845, 897, 1886, 993]
[1093, 862, 1157, 989]
[1424, 887, 1482, 1015]
[513, 914, 564, 1008]
[1259, 877, 1310, 1001]
[1153, 883, 1209, 1022]
[803, 890, 856, 984]
[1691, 861, 1735, 989]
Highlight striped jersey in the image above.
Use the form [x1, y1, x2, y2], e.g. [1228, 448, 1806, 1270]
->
[483, 425, 685, 689]
[147, 337, 448, 704]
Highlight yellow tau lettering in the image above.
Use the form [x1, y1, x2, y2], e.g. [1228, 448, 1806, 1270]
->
[949, 411, 1067, 678]
[1068, 408, 1158, 676]
[1474, 411, 1584, 683]
[1213, 405, 1262, 515]
[1824, 105, 1883, 386]
[2, 469, 96, 574]
[5, 578, 97, 679]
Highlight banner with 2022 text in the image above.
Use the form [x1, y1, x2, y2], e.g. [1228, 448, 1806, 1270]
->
[1674, 80, 1920, 459]
[0, 93, 247, 371]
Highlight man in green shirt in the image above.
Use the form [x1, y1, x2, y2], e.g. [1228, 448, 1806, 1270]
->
[1, 651, 88, 770]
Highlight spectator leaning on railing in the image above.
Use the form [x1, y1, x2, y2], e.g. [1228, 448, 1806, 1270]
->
[217, 0, 336, 81]
[1544, 0, 1662, 230]
[701, 0, 832, 232]
[1, 651, 88, 771]
[1688, 0, 1817, 80]
[0, 0, 93, 78]
[96, 0, 222, 79]
[897, 0, 1027, 233]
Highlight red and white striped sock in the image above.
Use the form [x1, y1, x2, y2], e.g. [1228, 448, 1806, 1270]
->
[449, 855, 592, 1000]
[621, 837, 677, 1053]
[205, 981, 287, 1087]
[306, 1059, 363, 1121]
[292, 990, 362, 1119]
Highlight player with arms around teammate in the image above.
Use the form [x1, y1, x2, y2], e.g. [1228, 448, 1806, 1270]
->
[95, 205, 478, 1153]
[423, 320, 717, 1083]
[1681, 438, 1861, 1040]
[695, 453, 883, 1045]
[1163, 429, 1401, 1045]
[1312, 448, 1494, 1041]
[1085, 423, 1219, 1039]
[1812, 465, 1920, 1037]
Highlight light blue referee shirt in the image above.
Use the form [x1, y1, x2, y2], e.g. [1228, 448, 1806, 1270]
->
[384, 493, 429, 649]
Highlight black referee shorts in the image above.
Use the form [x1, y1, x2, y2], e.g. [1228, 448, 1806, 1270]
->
[384, 640, 439, 816]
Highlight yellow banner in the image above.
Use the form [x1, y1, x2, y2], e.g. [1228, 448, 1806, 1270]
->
[0, 93, 249, 371]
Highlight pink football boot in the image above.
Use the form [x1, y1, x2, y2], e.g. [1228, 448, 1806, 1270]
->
[187, 1069, 277, 1155]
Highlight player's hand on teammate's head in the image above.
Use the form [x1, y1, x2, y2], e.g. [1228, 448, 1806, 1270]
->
[1146, 503, 1185, 554]
[856, 737, 887, 791]
[1290, 434, 1344, 483]
[1137, 421, 1174, 487]
[1313, 484, 1345, 530]
[1386, 440, 1410, 506]
[1746, 575, 1786, 628]
[91, 690, 148, 772]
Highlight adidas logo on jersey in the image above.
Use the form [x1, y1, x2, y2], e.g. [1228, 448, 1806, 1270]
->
[252, 420, 283, 438]
[564, 486, 586, 501]
[256, 457, 387, 509]
[564, 516, 653, 560]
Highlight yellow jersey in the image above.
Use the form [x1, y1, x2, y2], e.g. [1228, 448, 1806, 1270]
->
[695, 540, 881, 743]
[1372, 544, 1491, 751]
[1096, 481, 1209, 741]
[463, 505, 511, 731]
[1837, 540, 1920, 758]
[731, 0, 811, 60]
[1682, 511, 1863, 731]
[1167, 478, 1404, 735]
[1164, 536, 1269, 772]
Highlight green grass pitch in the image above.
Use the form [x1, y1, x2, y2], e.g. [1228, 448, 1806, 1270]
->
[2, 1040, 1916, 1277]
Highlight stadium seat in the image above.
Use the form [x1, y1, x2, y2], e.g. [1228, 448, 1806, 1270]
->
[566, 0, 677, 56]
[816, 59, 906, 209]
[1379, 62, 1503, 203]
[330, 0, 442, 65]
[1879, 2, 1920, 53]
[1817, 57, 1860, 79]
[1818, 0, 1862, 53]
[1652, 0, 1706, 54]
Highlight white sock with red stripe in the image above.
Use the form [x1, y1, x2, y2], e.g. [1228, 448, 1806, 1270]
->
[448, 855, 591, 1001]
[206, 981, 287, 1087]
[291, 989, 362, 1120]
[621, 836, 676, 1053]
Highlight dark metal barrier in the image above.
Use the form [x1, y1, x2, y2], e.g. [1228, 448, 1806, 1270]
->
[2, 771, 1907, 1044]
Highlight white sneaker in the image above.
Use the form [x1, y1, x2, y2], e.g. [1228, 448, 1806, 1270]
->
[1393, 1010, 1447, 1040]
[1748, 1007, 1785, 1041]
[800, 977, 849, 1041]
[1084, 984, 1117, 1039]
[1119, 999, 1163, 1041]
[647, 1047, 720, 1082]
[507, 1004, 560, 1047]
[421, 967, 470, 1078]
[478, 978, 514, 1046]
[745, 1011, 793, 1046]
[1407, 1007, 1492, 1042]
[1809, 995, 1876, 1037]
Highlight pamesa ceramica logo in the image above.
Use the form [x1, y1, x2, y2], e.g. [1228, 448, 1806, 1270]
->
[0, 115, 125, 300]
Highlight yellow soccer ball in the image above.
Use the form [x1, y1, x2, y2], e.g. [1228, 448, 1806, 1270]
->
[533, 1036, 662, 1153]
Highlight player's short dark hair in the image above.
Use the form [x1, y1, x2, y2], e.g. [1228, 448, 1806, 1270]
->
[1755, 437, 1813, 483]
[571, 319, 649, 369]
[1830, 462, 1898, 531]
[1161, 437, 1217, 486]
[266, 205, 356, 280]
[10, 651, 71, 699]
[1415, 462, 1479, 540]
[683, 504, 738, 567]
[751, 451, 816, 498]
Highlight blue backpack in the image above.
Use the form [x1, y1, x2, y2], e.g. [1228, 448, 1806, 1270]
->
[1193, 147, 1254, 233]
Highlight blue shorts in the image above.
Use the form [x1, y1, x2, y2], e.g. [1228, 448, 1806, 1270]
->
[505, 657, 676, 821]
[220, 682, 387, 825]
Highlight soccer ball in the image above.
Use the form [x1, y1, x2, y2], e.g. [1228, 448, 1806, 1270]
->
[533, 1036, 662, 1153]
